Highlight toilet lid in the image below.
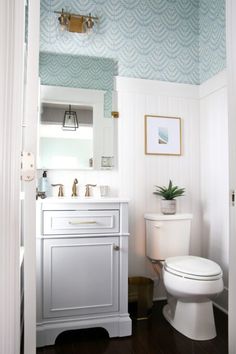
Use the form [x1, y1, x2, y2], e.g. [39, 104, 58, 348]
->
[164, 256, 222, 280]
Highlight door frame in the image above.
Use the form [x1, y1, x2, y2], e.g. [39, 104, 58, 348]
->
[23, 1, 40, 354]
[0, 1, 25, 353]
[227, 1, 236, 353]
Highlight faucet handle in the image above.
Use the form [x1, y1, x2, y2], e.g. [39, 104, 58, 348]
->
[85, 184, 97, 197]
[51, 184, 64, 197]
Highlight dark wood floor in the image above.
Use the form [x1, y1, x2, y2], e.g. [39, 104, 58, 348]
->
[37, 301, 228, 354]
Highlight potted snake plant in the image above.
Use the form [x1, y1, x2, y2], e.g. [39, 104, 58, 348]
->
[153, 180, 185, 215]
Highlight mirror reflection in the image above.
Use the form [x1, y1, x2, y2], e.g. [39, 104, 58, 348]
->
[38, 85, 115, 170]
[39, 103, 94, 169]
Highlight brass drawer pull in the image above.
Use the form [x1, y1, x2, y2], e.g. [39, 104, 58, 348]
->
[68, 221, 97, 225]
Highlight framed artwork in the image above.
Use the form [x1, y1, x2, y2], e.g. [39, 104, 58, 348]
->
[145, 115, 182, 155]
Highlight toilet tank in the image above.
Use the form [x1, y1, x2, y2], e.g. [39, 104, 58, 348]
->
[144, 213, 192, 261]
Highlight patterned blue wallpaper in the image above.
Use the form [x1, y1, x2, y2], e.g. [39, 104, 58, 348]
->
[199, 0, 226, 83]
[40, 0, 226, 86]
[40, 0, 199, 84]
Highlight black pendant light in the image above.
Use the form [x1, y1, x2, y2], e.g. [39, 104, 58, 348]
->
[62, 104, 79, 131]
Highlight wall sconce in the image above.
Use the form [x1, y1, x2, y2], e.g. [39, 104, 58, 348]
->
[54, 8, 98, 34]
[62, 105, 79, 131]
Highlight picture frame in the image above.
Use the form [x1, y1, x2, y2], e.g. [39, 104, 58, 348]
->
[144, 115, 182, 156]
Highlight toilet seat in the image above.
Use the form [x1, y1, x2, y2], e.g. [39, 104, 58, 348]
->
[164, 256, 223, 281]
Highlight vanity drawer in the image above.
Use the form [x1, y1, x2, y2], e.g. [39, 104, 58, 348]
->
[43, 210, 120, 235]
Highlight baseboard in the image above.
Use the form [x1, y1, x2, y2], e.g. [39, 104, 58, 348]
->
[153, 294, 228, 315]
[213, 301, 228, 315]
[213, 286, 228, 314]
[153, 296, 167, 302]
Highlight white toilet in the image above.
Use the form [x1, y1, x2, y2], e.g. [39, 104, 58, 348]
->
[144, 213, 224, 341]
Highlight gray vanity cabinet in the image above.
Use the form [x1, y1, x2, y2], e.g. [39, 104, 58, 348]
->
[36, 199, 131, 347]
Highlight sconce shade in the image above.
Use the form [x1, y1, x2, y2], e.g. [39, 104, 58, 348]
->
[85, 14, 94, 33]
[62, 105, 79, 131]
[58, 8, 70, 31]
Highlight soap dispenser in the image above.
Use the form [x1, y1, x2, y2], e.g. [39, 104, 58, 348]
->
[39, 170, 48, 194]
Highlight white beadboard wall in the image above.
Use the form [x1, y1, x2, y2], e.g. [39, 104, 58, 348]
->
[199, 70, 229, 312]
[41, 73, 229, 312]
[115, 77, 202, 299]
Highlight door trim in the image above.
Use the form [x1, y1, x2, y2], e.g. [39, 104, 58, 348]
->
[0, 0, 25, 353]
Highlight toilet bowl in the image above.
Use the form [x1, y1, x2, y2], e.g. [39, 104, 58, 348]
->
[144, 213, 224, 340]
[162, 255, 224, 340]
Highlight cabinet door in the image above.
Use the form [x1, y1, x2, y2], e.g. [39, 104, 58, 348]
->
[43, 237, 119, 318]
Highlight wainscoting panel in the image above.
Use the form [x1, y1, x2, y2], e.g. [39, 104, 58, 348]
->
[200, 71, 228, 312]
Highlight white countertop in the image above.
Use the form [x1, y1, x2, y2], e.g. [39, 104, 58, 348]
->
[37, 197, 129, 204]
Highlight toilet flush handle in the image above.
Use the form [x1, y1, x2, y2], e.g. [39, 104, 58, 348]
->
[154, 222, 163, 228]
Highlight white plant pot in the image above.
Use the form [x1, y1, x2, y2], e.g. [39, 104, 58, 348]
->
[161, 199, 176, 215]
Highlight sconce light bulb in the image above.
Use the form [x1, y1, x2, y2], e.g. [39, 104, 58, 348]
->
[58, 8, 70, 31]
[60, 24, 68, 32]
[86, 27, 93, 35]
[85, 14, 94, 34]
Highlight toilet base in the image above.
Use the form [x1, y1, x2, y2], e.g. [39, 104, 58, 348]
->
[162, 299, 216, 341]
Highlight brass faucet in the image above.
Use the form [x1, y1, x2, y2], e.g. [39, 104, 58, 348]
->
[72, 178, 78, 197]
[85, 184, 96, 197]
[51, 184, 64, 197]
